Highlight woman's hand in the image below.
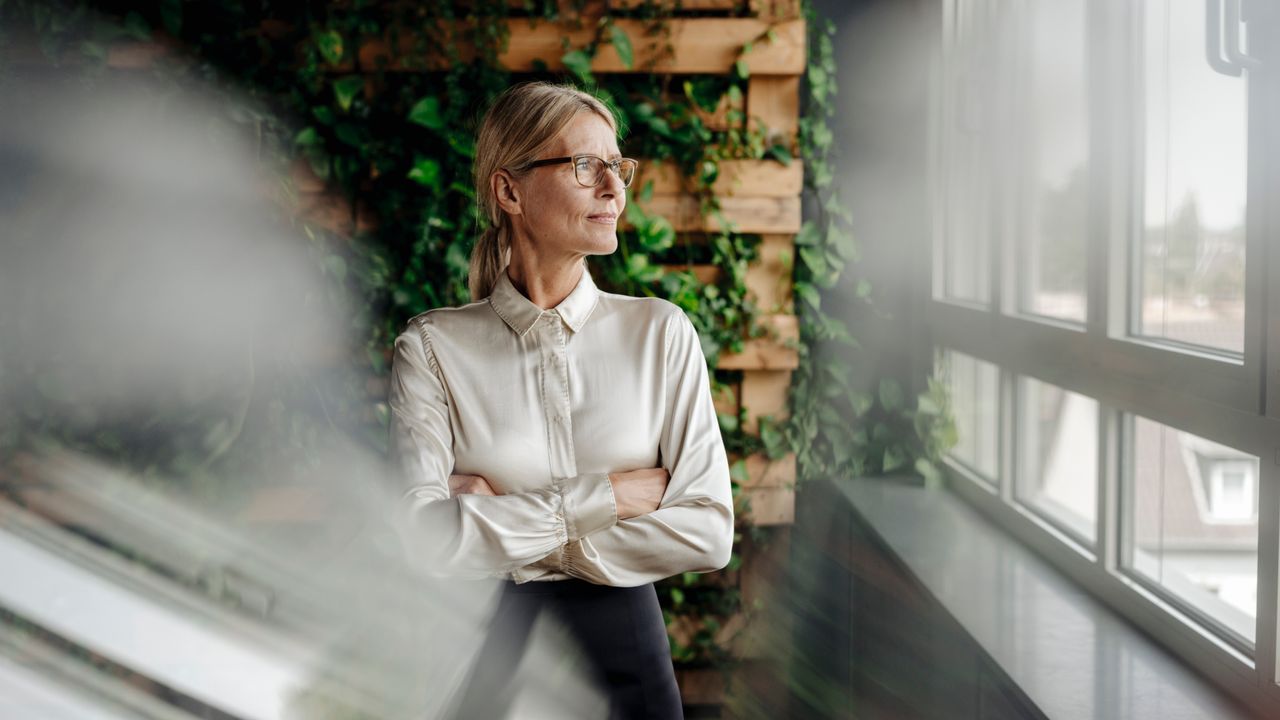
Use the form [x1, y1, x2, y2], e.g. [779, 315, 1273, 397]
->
[607, 468, 671, 520]
[449, 473, 500, 498]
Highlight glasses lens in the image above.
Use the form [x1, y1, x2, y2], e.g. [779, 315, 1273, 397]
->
[617, 159, 637, 188]
[573, 156, 637, 188]
[573, 156, 603, 187]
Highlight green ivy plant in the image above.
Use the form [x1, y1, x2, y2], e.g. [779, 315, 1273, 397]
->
[0, 0, 955, 681]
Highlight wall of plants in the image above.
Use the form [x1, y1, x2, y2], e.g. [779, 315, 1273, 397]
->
[0, 0, 955, 703]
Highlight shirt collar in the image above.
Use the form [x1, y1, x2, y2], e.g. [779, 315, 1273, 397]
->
[488, 262, 601, 337]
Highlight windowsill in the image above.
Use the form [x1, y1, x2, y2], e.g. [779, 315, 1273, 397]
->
[837, 477, 1258, 720]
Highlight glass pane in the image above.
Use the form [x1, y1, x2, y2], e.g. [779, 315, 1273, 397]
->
[1016, 0, 1089, 323]
[939, 349, 1000, 480]
[1136, 0, 1248, 353]
[938, 2, 993, 306]
[1015, 378, 1098, 543]
[1124, 416, 1258, 645]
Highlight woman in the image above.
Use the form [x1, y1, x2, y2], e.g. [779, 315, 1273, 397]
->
[387, 81, 734, 719]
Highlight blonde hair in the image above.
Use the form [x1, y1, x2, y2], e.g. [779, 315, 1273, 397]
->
[468, 81, 619, 302]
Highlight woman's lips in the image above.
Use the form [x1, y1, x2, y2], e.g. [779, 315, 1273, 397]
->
[587, 214, 617, 224]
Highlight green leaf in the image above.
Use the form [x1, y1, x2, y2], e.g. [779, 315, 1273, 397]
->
[879, 379, 904, 412]
[733, 58, 750, 80]
[294, 127, 320, 147]
[315, 29, 344, 65]
[408, 96, 445, 130]
[882, 444, 907, 472]
[856, 279, 872, 298]
[332, 75, 364, 112]
[795, 282, 821, 310]
[407, 157, 442, 191]
[767, 143, 793, 165]
[561, 49, 594, 82]
[609, 24, 634, 70]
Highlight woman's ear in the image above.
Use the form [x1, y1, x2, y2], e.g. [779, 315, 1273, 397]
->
[492, 169, 523, 216]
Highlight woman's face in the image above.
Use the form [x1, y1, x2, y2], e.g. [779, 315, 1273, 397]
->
[503, 111, 626, 261]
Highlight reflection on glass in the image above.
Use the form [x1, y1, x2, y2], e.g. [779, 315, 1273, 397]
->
[1015, 378, 1097, 543]
[1017, 0, 1088, 323]
[939, 349, 1000, 480]
[1124, 416, 1258, 645]
[938, 1, 992, 306]
[1137, 0, 1248, 353]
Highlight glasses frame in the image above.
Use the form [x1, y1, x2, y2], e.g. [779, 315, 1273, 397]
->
[520, 154, 639, 189]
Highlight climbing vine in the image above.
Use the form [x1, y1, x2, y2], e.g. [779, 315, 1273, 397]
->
[0, 0, 954, 681]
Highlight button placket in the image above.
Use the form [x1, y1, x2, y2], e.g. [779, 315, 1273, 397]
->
[539, 313, 577, 481]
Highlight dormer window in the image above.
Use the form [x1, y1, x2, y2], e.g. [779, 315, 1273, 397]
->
[1207, 460, 1256, 522]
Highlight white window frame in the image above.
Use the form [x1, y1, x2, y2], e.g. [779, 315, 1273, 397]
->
[929, 0, 1280, 713]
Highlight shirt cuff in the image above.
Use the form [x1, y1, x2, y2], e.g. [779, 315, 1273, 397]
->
[558, 472, 618, 542]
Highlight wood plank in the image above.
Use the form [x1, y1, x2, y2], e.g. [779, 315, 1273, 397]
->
[627, 195, 800, 233]
[661, 264, 723, 285]
[747, 75, 801, 142]
[676, 667, 726, 706]
[695, 89, 742, 132]
[728, 452, 795, 488]
[716, 314, 799, 370]
[736, 486, 794, 525]
[297, 192, 355, 236]
[634, 159, 803, 198]
[748, 0, 804, 20]
[712, 378, 739, 418]
[506, 0, 743, 10]
[740, 369, 791, 433]
[359, 19, 805, 75]
[744, 234, 794, 313]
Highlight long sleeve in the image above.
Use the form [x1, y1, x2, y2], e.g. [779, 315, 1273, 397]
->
[557, 309, 735, 587]
[387, 317, 617, 580]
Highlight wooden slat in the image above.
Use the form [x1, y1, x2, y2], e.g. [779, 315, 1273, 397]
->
[634, 159, 803, 198]
[695, 89, 742, 132]
[712, 378, 739, 419]
[507, 0, 743, 10]
[661, 264, 723, 285]
[627, 195, 800, 234]
[728, 452, 795, 488]
[745, 234, 794, 313]
[747, 75, 801, 142]
[716, 314, 799, 370]
[736, 486, 794, 525]
[676, 668, 726, 706]
[297, 192, 355, 236]
[749, 0, 804, 20]
[359, 19, 805, 75]
[740, 369, 791, 433]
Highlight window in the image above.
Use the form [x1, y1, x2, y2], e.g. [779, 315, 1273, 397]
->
[1122, 417, 1258, 647]
[938, 349, 1000, 482]
[1134, 0, 1249, 355]
[1205, 459, 1257, 523]
[1013, 0, 1089, 324]
[1014, 377, 1098, 544]
[931, 0, 1277, 711]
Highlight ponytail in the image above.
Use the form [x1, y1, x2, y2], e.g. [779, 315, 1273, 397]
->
[467, 222, 509, 303]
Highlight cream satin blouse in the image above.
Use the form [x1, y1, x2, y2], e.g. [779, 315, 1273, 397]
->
[387, 261, 734, 586]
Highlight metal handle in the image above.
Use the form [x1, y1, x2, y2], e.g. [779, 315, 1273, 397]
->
[1206, 0, 1243, 76]
[1223, 0, 1261, 69]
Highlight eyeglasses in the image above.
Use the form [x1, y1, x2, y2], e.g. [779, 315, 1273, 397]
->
[521, 154, 639, 189]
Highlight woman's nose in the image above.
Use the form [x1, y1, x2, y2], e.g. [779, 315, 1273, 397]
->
[598, 167, 625, 196]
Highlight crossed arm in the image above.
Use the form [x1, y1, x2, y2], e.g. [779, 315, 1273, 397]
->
[388, 310, 733, 586]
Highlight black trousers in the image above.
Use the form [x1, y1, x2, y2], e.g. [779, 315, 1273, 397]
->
[450, 578, 684, 720]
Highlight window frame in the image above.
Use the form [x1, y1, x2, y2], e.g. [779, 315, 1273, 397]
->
[929, 0, 1280, 712]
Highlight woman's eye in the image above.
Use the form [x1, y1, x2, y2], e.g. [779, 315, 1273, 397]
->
[575, 159, 593, 171]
